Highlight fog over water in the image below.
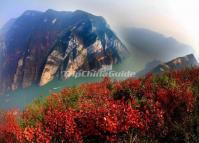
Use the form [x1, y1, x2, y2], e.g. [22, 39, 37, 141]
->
[0, 0, 198, 58]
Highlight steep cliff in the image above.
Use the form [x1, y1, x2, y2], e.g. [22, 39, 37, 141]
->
[0, 9, 127, 95]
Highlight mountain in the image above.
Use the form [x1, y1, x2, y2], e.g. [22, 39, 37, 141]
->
[136, 60, 162, 77]
[151, 54, 198, 74]
[137, 54, 198, 76]
[0, 9, 127, 95]
[120, 27, 194, 62]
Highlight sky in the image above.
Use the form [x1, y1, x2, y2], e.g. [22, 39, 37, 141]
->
[0, 0, 198, 57]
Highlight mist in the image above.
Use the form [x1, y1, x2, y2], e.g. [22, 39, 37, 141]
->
[0, 0, 198, 59]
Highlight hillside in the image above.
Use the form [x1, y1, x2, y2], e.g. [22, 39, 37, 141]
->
[151, 54, 198, 74]
[0, 67, 199, 143]
[137, 54, 198, 76]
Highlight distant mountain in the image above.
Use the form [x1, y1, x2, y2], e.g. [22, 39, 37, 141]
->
[136, 60, 162, 77]
[137, 54, 198, 76]
[151, 54, 198, 74]
[121, 27, 194, 62]
[0, 9, 127, 95]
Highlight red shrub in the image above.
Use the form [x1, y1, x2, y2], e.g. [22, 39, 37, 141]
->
[0, 68, 197, 142]
[0, 110, 22, 143]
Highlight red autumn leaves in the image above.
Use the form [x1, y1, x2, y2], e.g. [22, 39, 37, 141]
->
[0, 68, 198, 143]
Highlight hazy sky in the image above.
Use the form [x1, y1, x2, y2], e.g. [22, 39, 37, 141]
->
[0, 0, 198, 57]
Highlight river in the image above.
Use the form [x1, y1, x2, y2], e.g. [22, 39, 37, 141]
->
[0, 51, 149, 110]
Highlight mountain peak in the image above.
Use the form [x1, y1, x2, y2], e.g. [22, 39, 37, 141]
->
[151, 54, 198, 74]
[74, 10, 92, 15]
[137, 54, 198, 77]
[0, 9, 127, 95]
[22, 10, 42, 16]
[46, 9, 57, 13]
[186, 54, 196, 60]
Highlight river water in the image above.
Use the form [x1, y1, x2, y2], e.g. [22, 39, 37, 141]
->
[0, 52, 148, 110]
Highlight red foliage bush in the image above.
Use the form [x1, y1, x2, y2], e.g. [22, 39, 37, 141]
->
[0, 110, 22, 143]
[0, 68, 198, 143]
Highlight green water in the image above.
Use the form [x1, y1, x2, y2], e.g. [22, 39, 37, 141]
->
[0, 77, 102, 110]
[0, 50, 149, 110]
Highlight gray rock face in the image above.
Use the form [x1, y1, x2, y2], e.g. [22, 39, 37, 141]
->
[0, 9, 127, 95]
[151, 54, 198, 74]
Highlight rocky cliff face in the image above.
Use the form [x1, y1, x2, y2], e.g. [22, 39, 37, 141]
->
[0, 9, 127, 95]
[151, 54, 198, 74]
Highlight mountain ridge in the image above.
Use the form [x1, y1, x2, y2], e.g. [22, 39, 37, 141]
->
[0, 9, 127, 95]
[120, 27, 194, 62]
[151, 54, 198, 74]
[137, 54, 198, 77]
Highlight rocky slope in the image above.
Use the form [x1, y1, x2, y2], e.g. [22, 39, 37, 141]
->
[0, 9, 127, 95]
[137, 54, 198, 76]
[151, 54, 198, 74]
